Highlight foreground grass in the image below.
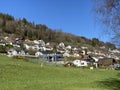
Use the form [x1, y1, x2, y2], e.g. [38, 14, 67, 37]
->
[0, 55, 120, 90]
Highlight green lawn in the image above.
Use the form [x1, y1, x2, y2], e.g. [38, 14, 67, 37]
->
[0, 55, 120, 90]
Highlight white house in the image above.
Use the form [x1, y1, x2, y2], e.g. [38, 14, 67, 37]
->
[63, 52, 70, 57]
[110, 49, 120, 53]
[0, 43, 5, 46]
[13, 44, 20, 48]
[58, 42, 65, 48]
[32, 45, 40, 50]
[81, 46, 88, 49]
[39, 40, 45, 47]
[7, 48, 18, 56]
[72, 60, 88, 67]
[35, 52, 43, 56]
[66, 45, 72, 50]
[24, 44, 30, 50]
[33, 40, 40, 44]
[46, 42, 50, 46]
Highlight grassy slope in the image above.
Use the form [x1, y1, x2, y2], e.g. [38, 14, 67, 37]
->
[0, 55, 120, 90]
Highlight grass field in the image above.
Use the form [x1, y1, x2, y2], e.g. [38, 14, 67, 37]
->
[0, 55, 120, 90]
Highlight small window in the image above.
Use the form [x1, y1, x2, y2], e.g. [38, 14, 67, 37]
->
[81, 63, 84, 65]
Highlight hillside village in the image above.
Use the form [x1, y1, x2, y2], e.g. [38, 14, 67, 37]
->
[0, 36, 120, 69]
[1, 1, 120, 90]
[0, 13, 120, 69]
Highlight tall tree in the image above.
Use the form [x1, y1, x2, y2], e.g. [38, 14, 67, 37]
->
[93, 0, 120, 46]
[92, 38, 100, 47]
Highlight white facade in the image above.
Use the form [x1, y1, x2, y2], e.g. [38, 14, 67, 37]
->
[72, 60, 88, 67]
[7, 49, 17, 56]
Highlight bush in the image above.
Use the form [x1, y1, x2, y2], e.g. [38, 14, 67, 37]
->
[0, 45, 6, 53]
[13, 55, 28, 61]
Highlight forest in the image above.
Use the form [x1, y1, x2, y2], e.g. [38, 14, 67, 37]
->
[0, 13, 116, 50]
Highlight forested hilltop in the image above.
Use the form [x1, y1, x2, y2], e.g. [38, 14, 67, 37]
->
[0, 13, 116, 49]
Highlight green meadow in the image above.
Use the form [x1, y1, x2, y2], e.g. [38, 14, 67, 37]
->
[0, 55, 120, 90]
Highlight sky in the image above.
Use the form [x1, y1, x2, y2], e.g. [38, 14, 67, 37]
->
[0, 0, 111, 42]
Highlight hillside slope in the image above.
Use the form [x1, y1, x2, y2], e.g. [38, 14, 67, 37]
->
[0, 13, 116, 49]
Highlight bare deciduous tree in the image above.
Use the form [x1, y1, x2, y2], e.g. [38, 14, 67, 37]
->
[93, 0, 120, 46]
